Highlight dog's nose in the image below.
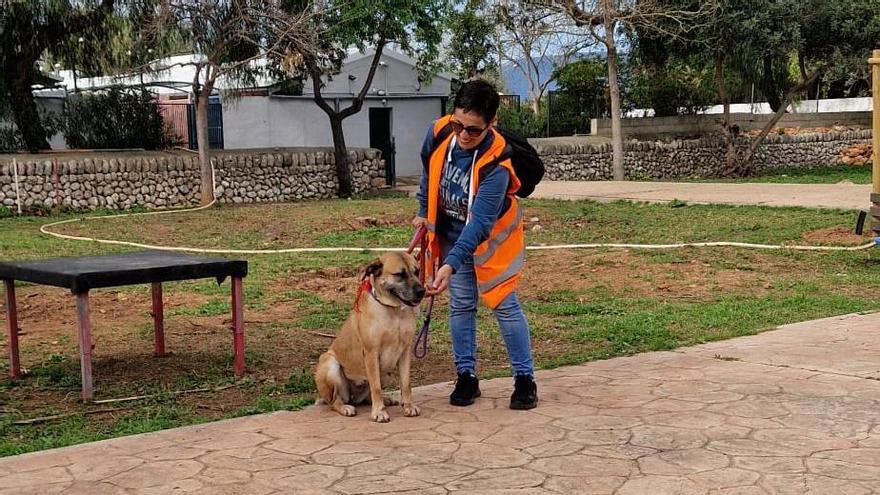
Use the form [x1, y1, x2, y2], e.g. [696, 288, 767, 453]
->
[415, 285, 426, 299]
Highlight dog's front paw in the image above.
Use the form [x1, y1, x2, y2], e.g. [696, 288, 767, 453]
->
[371, 408, 391, 423]
[340, 405, 357, 417]
[402, 404, 421, 417]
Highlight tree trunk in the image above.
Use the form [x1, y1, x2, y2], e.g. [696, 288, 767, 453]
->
[714, 54, 741, 176]
[329, 115, 352, 198]
[306, 41, 386, 199]
[603, 7, 624, 181]
[530, 96, 541, 114]
[195, 82, 215, 205]
[762, 56, 784, 113]
[9, 60, 50, 152]
[738, 71, 821, 169]
[524, 67, 541, 113]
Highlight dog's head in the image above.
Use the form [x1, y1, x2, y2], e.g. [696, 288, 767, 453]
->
[364, 252, 426, 307]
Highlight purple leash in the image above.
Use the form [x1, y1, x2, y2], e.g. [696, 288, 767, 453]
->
[407, 226, 434, 359]
[414, 295, 434, 359]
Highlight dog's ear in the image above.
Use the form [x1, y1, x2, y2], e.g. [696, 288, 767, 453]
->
[363, 259, 383, 280]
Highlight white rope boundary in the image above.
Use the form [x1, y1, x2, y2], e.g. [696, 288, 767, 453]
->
[40, 209, 876, 255]
[37, 160, 877, 255]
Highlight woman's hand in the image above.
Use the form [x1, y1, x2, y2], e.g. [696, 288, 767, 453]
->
[427, 264, 453, 296]
[412, 216, 427, 229]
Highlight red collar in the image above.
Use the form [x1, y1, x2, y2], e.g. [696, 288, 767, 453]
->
[354, 278, 402, 312]
[353, 278, 371, 313]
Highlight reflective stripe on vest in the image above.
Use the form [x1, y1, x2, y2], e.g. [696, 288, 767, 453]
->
[477, 248, 525, 294]
[473, 205, 523, 265]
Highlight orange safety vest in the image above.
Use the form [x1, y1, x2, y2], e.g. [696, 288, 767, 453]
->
[424, 115, 525, 309]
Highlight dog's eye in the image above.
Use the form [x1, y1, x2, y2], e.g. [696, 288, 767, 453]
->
[396, 271, 407, 278]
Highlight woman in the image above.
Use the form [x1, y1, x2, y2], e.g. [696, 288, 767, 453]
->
[413, 79, 537, 410]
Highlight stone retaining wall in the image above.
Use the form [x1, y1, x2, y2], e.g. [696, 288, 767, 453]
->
[533, 130, 872, 180]
[591, 112, 872, 139]
[0, 148, 385, 211]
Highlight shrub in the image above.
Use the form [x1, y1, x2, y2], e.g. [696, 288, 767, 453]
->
[497, 103, 546, 138]
[62, 87, 177, 150]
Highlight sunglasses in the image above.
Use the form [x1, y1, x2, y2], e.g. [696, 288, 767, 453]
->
[449, 119, 488, 138]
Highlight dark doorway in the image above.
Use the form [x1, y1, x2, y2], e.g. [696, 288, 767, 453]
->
[369, 107, 395, 186]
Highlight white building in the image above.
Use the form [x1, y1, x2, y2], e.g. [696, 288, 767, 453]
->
[32, 48, 455, 180]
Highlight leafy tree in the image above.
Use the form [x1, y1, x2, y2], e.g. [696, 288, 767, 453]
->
[550, 58, 609, 134]
[0, 0, 116, 151]
[268, 0, 447, 198]
[448, 0, 498, 81]
[629, 58, 715, 116]
[144, 0, 314, 204]
[498, 102, 546, 138]
[548, 0, 709, 180]
[654, 0, 880, 176]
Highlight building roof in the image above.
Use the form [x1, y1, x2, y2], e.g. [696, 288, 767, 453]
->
[33, 48, 451, 98]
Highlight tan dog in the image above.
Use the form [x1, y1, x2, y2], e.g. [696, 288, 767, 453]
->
[315, 252, 426, 422]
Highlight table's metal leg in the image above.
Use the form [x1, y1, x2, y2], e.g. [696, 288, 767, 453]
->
[151, 283, 166, 357]
[75, 291, 94, 402]
[3, 280, 21, 379]
[231, 276, 245, 377]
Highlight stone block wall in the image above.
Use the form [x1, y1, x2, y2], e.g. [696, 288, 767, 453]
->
[0, 148, 385, 211]
[533, 130, 872, 180]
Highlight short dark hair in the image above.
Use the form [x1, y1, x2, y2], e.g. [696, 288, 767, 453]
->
[453, 79, 500, 124]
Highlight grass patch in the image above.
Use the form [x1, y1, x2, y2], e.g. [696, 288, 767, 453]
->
[28, 355, 81, 389]
[285, 368, 317, 394]
[0, 402, 202, 457]
[170, 299, 230, 317]
[226, 395, 314, 418]
[531, 290, 878, 368]
[682, 165, 871, 184]
[2, 195, 879, 456]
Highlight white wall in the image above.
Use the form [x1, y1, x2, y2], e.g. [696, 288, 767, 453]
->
[627, 97, 873, 118]
[303, 52, 452, 97]
[222, 95, 444, 177]
[0, 97, 67, 150]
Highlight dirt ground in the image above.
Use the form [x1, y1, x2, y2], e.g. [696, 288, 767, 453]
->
[1, 238, 819, 422]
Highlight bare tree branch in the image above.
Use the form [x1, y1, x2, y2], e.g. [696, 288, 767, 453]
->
[339, 38, 387, 119]
[498, 1, 597, 110]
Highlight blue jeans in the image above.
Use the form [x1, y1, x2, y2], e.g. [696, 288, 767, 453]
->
[443, 244, 534, 378]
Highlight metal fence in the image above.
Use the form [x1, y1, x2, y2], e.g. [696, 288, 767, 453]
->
[498, 94, 521, 109]
[156, 102, 224, 150]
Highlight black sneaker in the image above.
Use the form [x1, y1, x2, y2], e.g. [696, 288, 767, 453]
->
[450, 372, 481, 406]
[510, 375, 538, 410]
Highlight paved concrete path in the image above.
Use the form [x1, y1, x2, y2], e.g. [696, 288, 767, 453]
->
[2, 311, 879, 494]
[531, 181, 873, 210]
[397, 181, 873, 210]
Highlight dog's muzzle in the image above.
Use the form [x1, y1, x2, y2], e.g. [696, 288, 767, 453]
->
[392, 284, 425, 307]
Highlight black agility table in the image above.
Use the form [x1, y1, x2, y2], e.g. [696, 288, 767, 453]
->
[0, 251, 248, 401]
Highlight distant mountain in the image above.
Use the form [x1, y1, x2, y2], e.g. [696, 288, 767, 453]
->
[500, 59, 558, 98]
[500, 46, 628, 99]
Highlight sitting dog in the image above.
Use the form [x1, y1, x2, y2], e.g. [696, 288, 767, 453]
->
[314, 252, 426, 422]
